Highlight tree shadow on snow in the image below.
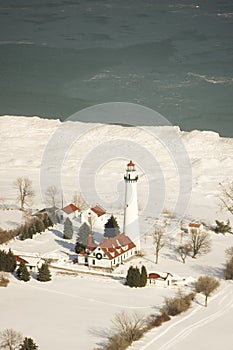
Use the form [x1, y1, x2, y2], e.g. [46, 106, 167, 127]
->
[112, 276, 126, 284]
[162, 251, 179, 262]
[192, 263, 224, 279]
[89, 327, 113, 348]
[50, 228, 63, 239]
[54, 238, 75, 252]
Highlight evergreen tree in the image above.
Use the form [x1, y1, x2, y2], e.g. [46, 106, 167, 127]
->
[20, 224, 30, 240]
[126, 266, 142, 288]
[48, 208, 57, 225]
[77, 223, 90, 246]
[75, 242, 86, 254]
[28, 225, 34, 239]
[30, 219, 38, 235]
[16, 261, 23, 279]
[5, 250, 16, 272]
[133, 266, 141, 287]
[104, 215, 120, 238]
[42, 212, 54, 229]
[215, 219, 231, 234]
[35, 219, 45, 234]
[37, 263, 51, 282]
[48, 214, 54, 227]
[63, 218, 73, 239]
[19, 337, 38, 350]
[17, 262, 30, 282]
[140, 265, 148, 287]
[126, 266, 134, 287]
[0, 250, 16, 272]
[0, 250, 7, 271]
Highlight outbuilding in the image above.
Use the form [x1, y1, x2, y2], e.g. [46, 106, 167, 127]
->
[148, 272, 173, 288]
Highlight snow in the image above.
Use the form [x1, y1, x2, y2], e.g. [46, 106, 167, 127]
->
[0, 115, 233, 349]
[0, 209, 23, 230]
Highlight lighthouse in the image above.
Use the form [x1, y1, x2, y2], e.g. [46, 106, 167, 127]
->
[123, 160, 141, 251]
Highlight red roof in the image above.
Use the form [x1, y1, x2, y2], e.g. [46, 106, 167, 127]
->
[95, 233, 136, 260]
[62, 204, 79, 214]
[91, 204, 106, 217]
[79, 250, 86, 256]
[15, 256, 29, 264]
[148, 272, 172, 280]
[127, 160, 135, 166]
[148, 273, 161, 279]
[189, 223, 201, 228]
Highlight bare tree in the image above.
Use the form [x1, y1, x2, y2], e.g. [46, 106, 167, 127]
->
[179, 220, 186, 244]
[14, 177, 35, 211]
[87, 211, 98, 232]
[72, 192, 88, 211]
[224, 246, 233, 280]
[195, 276, 220, 306]
[189, 229, 211, 258]
[0, 329, 23, 350]
[219, 181, 233, 217]
[225, 246, 233, 260]
[152, 226, 167, 264]
[177, 244, 192, 263]
[112, 311, 146, 343]
[45, 185, 60, 207]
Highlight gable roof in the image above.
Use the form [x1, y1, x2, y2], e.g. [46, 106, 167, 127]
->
[91, 204, 106, 217]
[148, 272, 172, 281]
[91, 233, 136, 260]
[15, 255, 42, 267]
[62, 203, 79, 214]
[15, 255, 29, 264]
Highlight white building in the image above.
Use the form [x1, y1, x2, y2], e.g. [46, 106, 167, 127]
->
[15, 255, 44, 272]
[78, 233, 136, 269]
[56, 203, 80, 223]
[80, 204, 107, 227]
[123, 160, 141, 251]
[188, 222, 204, 234]
[148, 272, 173, 288]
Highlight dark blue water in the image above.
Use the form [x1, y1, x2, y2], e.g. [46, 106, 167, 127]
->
[0, 0, 232, 136]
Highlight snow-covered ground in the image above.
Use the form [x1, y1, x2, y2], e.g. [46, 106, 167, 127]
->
[0, 116, 232, 224]
[0, 116, 233, 349]
[1, 221, 233, 350]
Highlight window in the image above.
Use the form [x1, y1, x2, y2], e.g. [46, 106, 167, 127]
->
[93, 253, 95, 257]
[92, 260, 95, 265]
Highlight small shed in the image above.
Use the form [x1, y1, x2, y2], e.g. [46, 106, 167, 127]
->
[15, 255, 43, 271]
[148, 272, 173, 288]
[188, 223, 203, 234]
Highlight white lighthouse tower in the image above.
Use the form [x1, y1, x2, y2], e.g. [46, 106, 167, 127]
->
[123, 160, 140, 251]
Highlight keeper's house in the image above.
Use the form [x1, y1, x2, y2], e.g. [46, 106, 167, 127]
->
[79, 233, 136, 269]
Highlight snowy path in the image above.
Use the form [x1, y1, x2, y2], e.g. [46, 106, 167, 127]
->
[129, 282, 233, 350]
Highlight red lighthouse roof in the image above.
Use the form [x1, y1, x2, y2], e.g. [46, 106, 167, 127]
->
[127, 160, 135, 166]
